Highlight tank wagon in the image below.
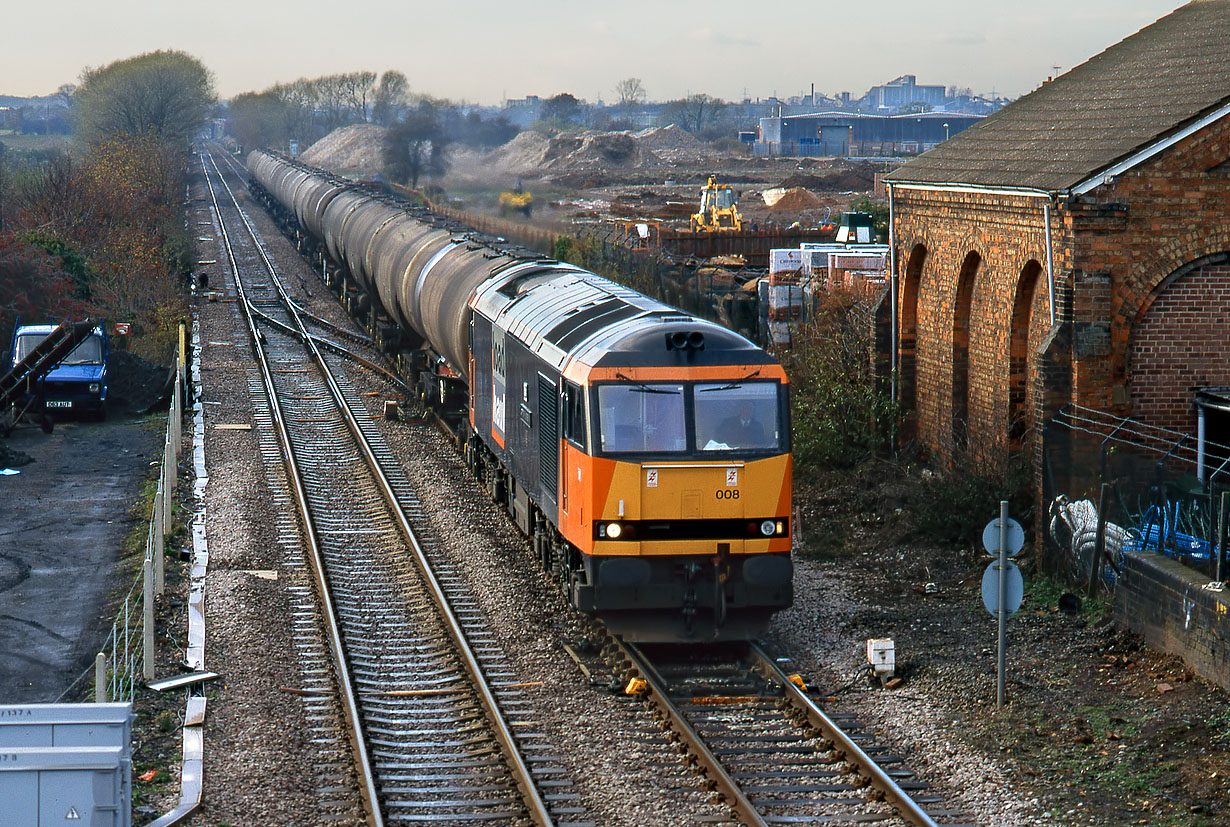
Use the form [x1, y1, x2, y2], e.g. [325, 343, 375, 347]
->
[246, 150, 793, 640]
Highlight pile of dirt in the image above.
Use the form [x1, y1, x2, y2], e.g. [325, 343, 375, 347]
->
[543, 132, 643, 169]
[481, 126, 724, 176]
[633, 124, 705, 152]
[484, 131, 552, 174]
[300, 124, 387, 172]
[108, 350, 173, 413]
[762, 187, 823, 211]
[778, 164, 878, 193]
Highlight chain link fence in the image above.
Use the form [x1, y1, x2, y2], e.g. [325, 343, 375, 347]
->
[1043, 404, 1230, 590]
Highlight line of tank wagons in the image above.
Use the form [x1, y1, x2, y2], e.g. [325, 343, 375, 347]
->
[244, 149, 795, 641]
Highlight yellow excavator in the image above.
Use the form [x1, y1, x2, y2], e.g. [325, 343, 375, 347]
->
[499, 180, 533, 218]
[690, 176, 742, 232]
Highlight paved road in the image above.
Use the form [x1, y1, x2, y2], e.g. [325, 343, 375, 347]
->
[0, 416, 160, 701]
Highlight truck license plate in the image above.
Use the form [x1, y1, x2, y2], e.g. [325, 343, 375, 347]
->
[46, 400, 72, 408]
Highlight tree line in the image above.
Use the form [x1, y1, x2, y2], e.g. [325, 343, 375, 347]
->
[1, 50, 214, 359]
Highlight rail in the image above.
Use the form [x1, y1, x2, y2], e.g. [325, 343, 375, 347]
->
[202, 145, 557, 826]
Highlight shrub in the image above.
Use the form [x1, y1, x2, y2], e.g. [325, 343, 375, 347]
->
[779, 293, 897, 470]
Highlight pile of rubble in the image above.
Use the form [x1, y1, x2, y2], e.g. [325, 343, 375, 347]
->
[300, 124, 387, 173]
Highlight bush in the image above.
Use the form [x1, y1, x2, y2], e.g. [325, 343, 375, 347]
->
[779, 295, 897, 470]
[909, 460, 1033, 547]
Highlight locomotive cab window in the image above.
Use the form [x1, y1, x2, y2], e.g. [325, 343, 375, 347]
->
[597, 383, 686, 453]
[695, 382, 781, 452]
[563, 382, 586, 446]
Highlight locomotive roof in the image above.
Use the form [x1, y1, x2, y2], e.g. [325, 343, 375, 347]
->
[472, 262, 772, 371]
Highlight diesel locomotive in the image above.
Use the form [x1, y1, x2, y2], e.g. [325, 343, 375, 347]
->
[245, 149, 793, 640]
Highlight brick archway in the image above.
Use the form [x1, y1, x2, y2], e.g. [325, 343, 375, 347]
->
[1127, 253, 1230, 433]
[1009, 260, 1042, 451]
[953, 251, 980, 453]
[899, 244, 926, 428]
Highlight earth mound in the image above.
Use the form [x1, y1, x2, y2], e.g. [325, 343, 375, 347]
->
[300, 124, 387, 172]
[763, 187, 823, 211]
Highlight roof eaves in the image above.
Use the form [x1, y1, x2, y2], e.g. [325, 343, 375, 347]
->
[1070, 98, 1230, 196]
[884, 180, 1055, 198]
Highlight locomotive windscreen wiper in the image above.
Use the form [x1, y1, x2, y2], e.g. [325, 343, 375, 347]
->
[698, 369, 763, 392]
[615, 373, 682, 394]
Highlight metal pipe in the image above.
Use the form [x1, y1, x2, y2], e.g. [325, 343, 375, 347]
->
[1198, 404, 1207, 482]
[888, 183, 898, 404]
[1044, 200, 1056, 326]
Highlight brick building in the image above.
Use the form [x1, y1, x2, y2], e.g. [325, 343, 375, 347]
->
[883, 0, 1230, 472]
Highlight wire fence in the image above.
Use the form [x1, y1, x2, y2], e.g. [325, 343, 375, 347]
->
[58, 330, 186, 705]
[1043, 404, 1230, 590]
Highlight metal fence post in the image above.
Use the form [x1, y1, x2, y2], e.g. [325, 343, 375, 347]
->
[143, 557, 155, 681]
[95, 652, 107, 703]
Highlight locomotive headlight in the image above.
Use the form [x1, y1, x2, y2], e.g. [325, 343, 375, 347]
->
[760, 520, 776, 537]
[605, 522, 623, 539]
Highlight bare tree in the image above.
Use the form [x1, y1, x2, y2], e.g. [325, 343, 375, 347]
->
[339, 71, 377, 123]
[372, 70, 409, 126]
[315, 74, 349, 132]
[660, 93, 727, 134]
[383, 101, 451, 189]
[615, 77, 647, 108]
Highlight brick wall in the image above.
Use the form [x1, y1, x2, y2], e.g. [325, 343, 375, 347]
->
[1068, 115, 1230, 421]
[1115, 551, 1230, 691]
[891, 189, 1056, 467]
[890, 113, 1230, 470]
[1128, 262, 1230, 432]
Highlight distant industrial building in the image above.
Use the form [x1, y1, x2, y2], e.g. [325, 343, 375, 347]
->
[754, 112, 983, 157]
[863, 75, 948, 110]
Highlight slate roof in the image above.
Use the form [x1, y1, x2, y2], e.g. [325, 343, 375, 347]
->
[885, 1, 1230, 192]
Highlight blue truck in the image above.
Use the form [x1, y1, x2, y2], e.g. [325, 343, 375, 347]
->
[9, 322, 109, 420]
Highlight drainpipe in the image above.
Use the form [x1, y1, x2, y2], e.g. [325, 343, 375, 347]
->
[888, 183, 897, 404]
[1044, 199, 1056, 326]
[1197, 404, 1207, 483]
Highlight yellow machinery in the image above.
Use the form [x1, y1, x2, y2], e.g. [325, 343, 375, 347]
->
[690, 176, 742, 232]
[499, 181, 533, 217]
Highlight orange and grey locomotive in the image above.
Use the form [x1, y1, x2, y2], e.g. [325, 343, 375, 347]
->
[247, 149, 793, 640]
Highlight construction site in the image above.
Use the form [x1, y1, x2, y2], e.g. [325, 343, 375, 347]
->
[294, 122, 894, 347]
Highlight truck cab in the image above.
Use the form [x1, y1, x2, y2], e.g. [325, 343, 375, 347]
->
[10, 323, 109, 419]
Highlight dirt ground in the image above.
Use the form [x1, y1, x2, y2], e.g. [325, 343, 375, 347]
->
[787, 463, 1230, 827]
[299, 123, 892, 237]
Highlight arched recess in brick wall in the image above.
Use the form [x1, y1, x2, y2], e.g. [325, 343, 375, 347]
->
[899, 244, 926, 428]
[1127, 252, 1230, 433]
[952, 251, 980, 453]
[1009, 260, 1042, 451]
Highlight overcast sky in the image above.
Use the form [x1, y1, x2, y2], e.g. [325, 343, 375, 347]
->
[7, 1, 1184, 105]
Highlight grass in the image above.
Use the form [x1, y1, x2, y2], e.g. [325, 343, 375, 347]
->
[0, 133, 73, 154]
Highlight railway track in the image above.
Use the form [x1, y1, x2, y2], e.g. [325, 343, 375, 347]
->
[198, 145, 588, 826]
[207, 144, 981, 826]
[597, 639, 976, 826]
